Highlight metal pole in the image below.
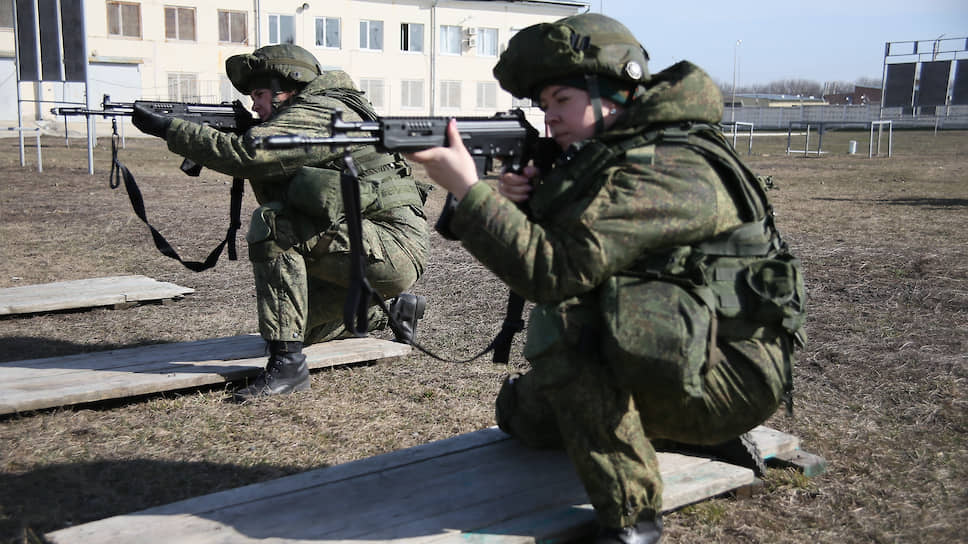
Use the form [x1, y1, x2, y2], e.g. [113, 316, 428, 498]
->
[731, 39, 741, 123]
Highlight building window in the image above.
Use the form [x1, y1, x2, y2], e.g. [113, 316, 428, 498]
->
[477, 81, 496, 109]
[165, 6, 196, 41]
[400, 23, 423, 52]
[440, 25, 461, 55]
[477, 28, 498, 57]
[360, 20, 383, 51]
[218, 10, 247, 44]
[315, 17, 340, 48]
[268, 14, 295, 44]
[107, 1, 141, 38]
[0, 1, 13, 28]
[359, 78, 385, 110]
[168, 73, 199, 102]
[401, 80, 424, 109]
[440, 80, 461, 108]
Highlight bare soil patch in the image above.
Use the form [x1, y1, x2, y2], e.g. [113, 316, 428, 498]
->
[0, 130, 965, 543]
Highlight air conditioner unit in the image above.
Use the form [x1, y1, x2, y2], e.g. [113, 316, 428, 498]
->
[462, 36, 477, 49]
[465, 27, 478, 37]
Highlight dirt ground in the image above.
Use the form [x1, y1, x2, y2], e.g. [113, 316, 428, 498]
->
[0, 128, 965, 543]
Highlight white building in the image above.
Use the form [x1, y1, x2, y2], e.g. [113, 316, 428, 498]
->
[0, 0, 588, 126]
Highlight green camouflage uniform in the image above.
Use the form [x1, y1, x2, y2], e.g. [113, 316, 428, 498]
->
[165, 70, 429, 344]
[451, 60, 799, 528]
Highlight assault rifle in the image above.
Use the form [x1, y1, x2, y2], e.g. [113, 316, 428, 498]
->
[251, 109, 558, 363]
[51, 94, 259, 176]
[50, 94, 261, 272]
[250, 108, 558, 239]
[251, 108, 553, 180]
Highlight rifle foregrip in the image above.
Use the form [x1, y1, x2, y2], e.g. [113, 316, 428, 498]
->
[434, 192, 460, 241]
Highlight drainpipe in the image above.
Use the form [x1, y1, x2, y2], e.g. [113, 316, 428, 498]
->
[430, 0, 438, 115]
[254, 0, 262, 47]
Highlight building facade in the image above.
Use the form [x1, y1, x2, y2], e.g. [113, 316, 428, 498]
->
[0, 0, 587, 125]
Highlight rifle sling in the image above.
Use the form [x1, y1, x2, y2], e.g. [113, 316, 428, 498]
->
[339, 150, 525, 364]
[109, 122, 241, 272]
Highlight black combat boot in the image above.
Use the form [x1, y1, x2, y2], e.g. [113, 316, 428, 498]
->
[234, 341, 310, 401]
[596, 516, 663, 544]
[389, 293, 426, 344]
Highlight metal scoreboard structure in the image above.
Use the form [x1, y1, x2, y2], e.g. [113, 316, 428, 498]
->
[881, 36, 968, 116]
[12, 0, 96, 173]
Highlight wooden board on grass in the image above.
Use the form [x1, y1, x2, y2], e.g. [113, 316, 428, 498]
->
[0, 275, 194, 315]
[0, 335, 410, 415]
[44, 425, 804, 544]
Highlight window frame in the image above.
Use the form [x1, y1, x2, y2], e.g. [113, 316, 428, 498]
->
[439, 25, 461, 56]
[476, 81, 497, 109]
[164, 5, 196, 42]
[359, 78, 386, 111]
[218, 9, 248, 44]
[268, 13, 295, 45]
[107, 1, 142, 39]
[439, 80, 461, 109]
[359, 19, 384, 51]
[401, 79, 425, 109]
[476, 27, 498, 57]
[168, 72, 199, 102]
[400, 22, 424, 53]
[315, 16, 341, 49]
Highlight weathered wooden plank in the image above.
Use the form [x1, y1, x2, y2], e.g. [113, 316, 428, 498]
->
[0, 275, 193, 315]
[0, 336, 410, 414]
[45, 426, 800, 544]
[748, 425, 801, 458]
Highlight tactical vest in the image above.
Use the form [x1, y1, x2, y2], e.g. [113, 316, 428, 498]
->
[285, 88, 429, 219]
[627, 124, 806, 343]
[613, 123, 806, 411]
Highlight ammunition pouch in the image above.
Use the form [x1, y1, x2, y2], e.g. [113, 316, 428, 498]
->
[287, 166, 351, 226]
[599, 275, 712, 399]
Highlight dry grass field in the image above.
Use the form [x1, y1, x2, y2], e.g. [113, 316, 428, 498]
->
[0, 127, 965, 543]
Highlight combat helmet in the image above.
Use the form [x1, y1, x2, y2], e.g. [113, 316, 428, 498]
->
[493, 13, 649, 103]
[226, 44, 322, 95]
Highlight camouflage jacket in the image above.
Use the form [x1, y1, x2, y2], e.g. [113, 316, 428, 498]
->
[452, 61, 741, 304]
[165, 70, 418, 210]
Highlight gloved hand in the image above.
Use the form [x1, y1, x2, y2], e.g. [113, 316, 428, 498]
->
[131, 103, 171, 139]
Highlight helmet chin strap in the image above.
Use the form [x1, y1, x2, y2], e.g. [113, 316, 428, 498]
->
[584, 73, 606, 134]
[268, 78, 289, 114]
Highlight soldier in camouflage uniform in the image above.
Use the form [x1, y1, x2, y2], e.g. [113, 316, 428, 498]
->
[409, 13, 805, 544]
[132, 45, 429, 401]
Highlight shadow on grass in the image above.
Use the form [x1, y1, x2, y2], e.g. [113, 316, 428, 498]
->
[0, 458, 309, 543]
[812, 196, 968, 208]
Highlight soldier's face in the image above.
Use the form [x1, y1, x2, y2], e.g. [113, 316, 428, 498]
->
[249, 89, 293, 120]
[539, 85, 618, 149]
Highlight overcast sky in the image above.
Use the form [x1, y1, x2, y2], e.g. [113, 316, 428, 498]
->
[585, 0, 968, 87]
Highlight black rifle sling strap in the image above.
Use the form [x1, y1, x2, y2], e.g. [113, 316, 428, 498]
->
[339, 151, 374, 337]
[339, 148, 524, 364]
[108, 118, 242, 272]
[491, 290, 525, 363]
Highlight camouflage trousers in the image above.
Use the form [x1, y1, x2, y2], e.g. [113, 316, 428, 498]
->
[247, 202, 428, 344]
[495, 331, 790, 528]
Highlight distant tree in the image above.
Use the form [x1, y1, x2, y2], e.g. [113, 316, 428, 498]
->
[716, 76, 879, 100]
[855, 76, 882, 88]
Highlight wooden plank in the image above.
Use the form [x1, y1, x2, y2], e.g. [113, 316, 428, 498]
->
[0, 336, 410, 415]
[748, 425, 801, 459]
[0, 275, 194, 315]
[45, 426, 801, 544]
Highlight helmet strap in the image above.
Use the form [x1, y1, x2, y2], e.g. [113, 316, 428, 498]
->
[585, 74, 606, 134]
